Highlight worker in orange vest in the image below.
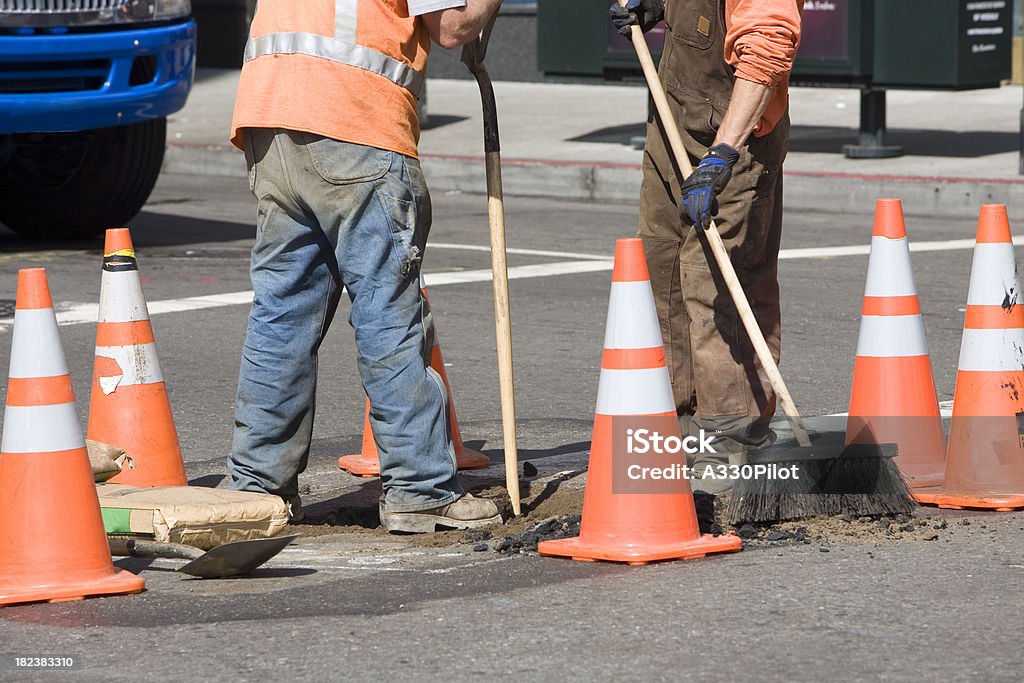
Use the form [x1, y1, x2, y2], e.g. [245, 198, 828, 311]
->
[227, 0, 503, 533]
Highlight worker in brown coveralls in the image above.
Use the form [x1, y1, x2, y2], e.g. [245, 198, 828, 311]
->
[610, 0, 802, 493]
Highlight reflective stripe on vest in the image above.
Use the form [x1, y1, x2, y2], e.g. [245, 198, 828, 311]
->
[244, 0, 425, 95]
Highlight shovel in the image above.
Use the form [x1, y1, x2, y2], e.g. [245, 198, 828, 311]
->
[461, 14, 522, 516]
[109, 534, 299, 579]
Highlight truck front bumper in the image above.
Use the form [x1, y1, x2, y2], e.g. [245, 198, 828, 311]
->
[0, 20, 195, 134]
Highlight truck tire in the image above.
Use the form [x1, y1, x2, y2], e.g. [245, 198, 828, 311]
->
[0, 118, 166, 241]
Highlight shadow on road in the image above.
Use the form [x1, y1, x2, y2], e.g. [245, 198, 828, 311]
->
[190, 474, 228, 488]
[0, 211, 253, 252]
[421, 114, 469, 131]
[477, 439, 590, 463]
[568, 123, 1019, 159]
[785, 126, 1017, 157]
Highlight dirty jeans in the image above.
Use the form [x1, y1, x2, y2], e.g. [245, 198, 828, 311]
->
[228, 127, 461, 512]
[638, 0, 789, 466]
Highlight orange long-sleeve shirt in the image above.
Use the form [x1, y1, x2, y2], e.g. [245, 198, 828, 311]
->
[723, 0, 802, 136]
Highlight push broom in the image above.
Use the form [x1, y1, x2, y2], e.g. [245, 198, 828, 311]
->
[617, 4, 912, 524]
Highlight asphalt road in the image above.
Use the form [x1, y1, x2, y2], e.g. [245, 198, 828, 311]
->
[0, 173, 1022, 682]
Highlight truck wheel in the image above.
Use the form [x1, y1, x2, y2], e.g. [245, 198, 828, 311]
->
[0, 118, 166, 240]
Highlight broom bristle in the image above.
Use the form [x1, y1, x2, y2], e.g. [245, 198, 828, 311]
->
[727, 442, 914, 525]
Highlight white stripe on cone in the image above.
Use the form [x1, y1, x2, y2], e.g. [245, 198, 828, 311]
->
[8, 308, 69, 379]
[958, 328, 1024, 372]
[1, 402, 84, 453]
[604, 281, 663, 350]
[855, 315, 929, 357]
[966, 243, 1021, 306]
[95, 343, 164, 393]
[595, 367, 676, 416]
[98, 270, 151, 323]
[864, 236, 917, 298]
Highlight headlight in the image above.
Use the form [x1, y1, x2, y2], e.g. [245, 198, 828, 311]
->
[154, 0, 192, 21]
[125, 0, 192, 22]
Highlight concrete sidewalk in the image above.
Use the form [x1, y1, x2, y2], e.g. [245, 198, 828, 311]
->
[166, 68, 1024, 218]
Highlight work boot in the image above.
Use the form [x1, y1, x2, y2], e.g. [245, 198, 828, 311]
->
[690, 463, 734, 495]
[282, 495, 304, 523]
[379, 493, 502, 533]
[687, 416, 774, 495]
[691, 450, 745, 496]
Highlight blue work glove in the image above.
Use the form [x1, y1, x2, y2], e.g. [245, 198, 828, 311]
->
[679, 143, 740, 230]
[608, 0, 665, 37]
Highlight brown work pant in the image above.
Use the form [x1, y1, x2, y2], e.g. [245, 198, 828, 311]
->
[637, 25, 789, 460]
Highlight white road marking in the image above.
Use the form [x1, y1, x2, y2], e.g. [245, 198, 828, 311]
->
[254, 549, 515, 575]
[425, 259, 613, 286]
[778, 234, 1023, 260]
[0, 235, 1017, 333]
[827, 400, 954, 418]
[430, 242, 610, 260]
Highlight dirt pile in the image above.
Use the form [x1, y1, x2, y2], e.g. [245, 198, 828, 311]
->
[695, 493, 957, 547]
[285, 472, 966, 553]
[284, 472, 587, 548]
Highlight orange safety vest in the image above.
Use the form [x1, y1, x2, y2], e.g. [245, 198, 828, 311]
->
[230, 0, 429, 158]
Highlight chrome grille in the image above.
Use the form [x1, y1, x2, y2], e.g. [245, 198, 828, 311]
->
[0, 1, 127, 12]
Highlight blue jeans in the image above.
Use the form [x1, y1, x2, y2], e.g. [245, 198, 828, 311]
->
[228, 128, 462, 512]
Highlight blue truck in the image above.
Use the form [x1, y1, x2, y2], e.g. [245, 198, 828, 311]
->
[0, 1, 195, 239]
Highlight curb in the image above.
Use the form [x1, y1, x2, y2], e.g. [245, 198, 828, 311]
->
[163, 143, 1024, 219]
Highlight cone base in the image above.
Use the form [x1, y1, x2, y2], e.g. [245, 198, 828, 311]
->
[337, 453, 381, 478]
[338, 447, 491, 478]
[538, 533, 742, 566]
[913, 489, 1024, 512]
[0, 568, 144, 607]
[453, 447, 491, 470]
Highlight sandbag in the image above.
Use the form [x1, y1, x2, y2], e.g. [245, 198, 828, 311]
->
[97, 483, 289, 550]
[86, 439, 134, 482]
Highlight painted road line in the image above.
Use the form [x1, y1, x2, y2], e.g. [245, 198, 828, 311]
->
[23, 290, 256, 329]
[1, 236, 1019, 333]
[434, 234, 1023, 263]
[430, 242, 611, 260]
[828, 400, 954, 418]
[778, 235, 1024, 260]
[0, 261, 611, 332]
[426, 259, 613, 286]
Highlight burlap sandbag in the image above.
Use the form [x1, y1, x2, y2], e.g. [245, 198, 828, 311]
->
[97, 483, 289, 550]
[86, 439, 134, 482]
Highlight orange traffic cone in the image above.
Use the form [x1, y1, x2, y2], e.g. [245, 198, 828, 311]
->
[87, 228, 187, 487]
[538, 239, 742, 565]
[846, 199, 946, 488]
[916, 204, 1024, 510]
[0, 269, 144, 606]
[338, 286, 489, 477]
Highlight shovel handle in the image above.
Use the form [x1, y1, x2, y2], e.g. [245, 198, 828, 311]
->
[463, 22, 522, 516]
[109, 537, 203, 561]
[621, 14, 810, 447]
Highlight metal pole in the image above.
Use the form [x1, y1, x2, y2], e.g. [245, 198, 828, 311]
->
[843, 88, 903, 159]
[1018, 84, 1024, 175]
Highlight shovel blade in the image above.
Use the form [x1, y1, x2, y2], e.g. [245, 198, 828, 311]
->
[177, 534, 299, 579]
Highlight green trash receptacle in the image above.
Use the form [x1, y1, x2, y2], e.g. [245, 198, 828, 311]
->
[873, 0, 1013, 88]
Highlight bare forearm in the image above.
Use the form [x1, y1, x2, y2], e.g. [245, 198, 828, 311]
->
[423, 0, 502, 49]
[713, 78, 774, 149]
